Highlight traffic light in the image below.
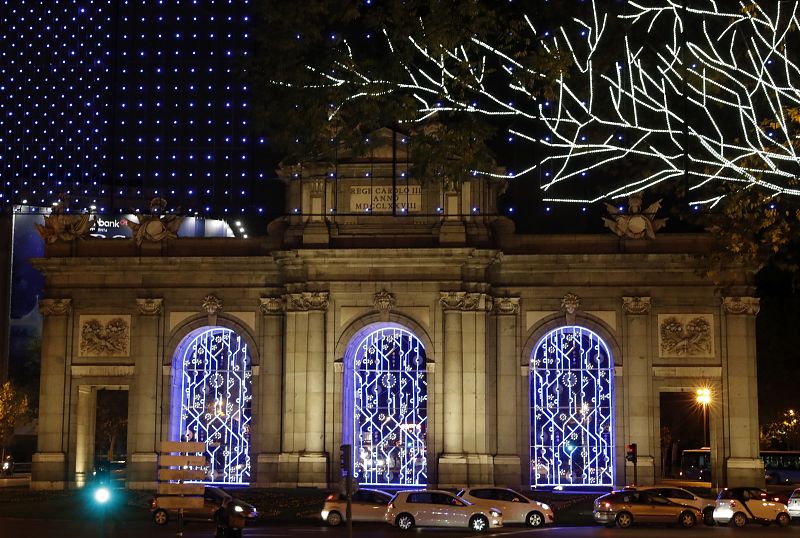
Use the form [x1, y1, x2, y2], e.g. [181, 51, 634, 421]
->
[339, 444, 352, 476]
[626, 443, 637, 463]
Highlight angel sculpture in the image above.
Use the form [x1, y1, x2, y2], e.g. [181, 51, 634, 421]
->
[602, 193, 668, 239]
[127, 197, 184, 245]
[34, 194, 92, 243]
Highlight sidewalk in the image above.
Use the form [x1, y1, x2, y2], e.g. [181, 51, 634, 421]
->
[0, 473, 30, 488]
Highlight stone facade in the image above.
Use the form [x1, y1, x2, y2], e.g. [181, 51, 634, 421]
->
[29, 132, 763, 491]
[29, 238, 764, 490]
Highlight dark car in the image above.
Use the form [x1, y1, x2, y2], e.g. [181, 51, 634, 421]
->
[151, 486, 257, 526]
[593, 490, 701, 529]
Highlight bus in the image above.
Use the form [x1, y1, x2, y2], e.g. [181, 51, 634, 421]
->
[679, 448, 800, 484]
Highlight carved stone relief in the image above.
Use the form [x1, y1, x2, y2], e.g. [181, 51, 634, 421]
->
[493, 297, 520, 315]
[39, 298, 72, 316]
[259, 297, 284, 315]
[439, 291, 491, 311]
[373, 289, 396, 312]
[286, 291, 329, 312]
[622, 296, 651, 315]
[136, 298, 163, 316]
[78, 315, 131, 357]
[561, 292, 582, 324]
[658, 314, 714, 357]
[722, 296, 760, 316]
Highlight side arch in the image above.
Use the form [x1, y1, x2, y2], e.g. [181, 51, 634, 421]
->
[335, 311, 434, 363]
[164, 313, 261, 367]
[165, 315, 259, 485]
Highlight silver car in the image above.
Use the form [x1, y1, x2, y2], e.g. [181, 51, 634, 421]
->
[385, 489, 503, 532]
[458, 487, 553, 527]
[321, 488, 393, 525]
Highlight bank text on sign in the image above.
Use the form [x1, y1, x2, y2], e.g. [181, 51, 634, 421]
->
[349, 185, 422, 212]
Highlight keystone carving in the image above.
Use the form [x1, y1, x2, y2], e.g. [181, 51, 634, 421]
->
[373, 290, 396, 312]
[202, 294, 223, 324]
[561, 292, 582, 324]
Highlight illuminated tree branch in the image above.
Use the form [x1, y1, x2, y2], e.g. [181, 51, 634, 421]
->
[539, 1, 800, 207]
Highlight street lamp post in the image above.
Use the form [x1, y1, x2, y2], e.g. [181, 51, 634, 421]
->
[696, 388, 712, 447]
[93, 485, 111, 538]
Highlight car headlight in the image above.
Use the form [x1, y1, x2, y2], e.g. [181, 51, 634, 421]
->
[539, 502, 550, 511]
[490, 510, 502, 518]
[234, 505, 244, 513]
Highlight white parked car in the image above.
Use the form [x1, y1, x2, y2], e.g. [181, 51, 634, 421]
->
[385, 489, 503, 532]
[321, 488, 393, 526]
[457, 487, 553, 527]
[788, 488, 800, 521]
[635, 486, 716, 525]
[712, 487, 790, 527]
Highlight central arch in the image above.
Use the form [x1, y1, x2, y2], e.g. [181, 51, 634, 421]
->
[343, 323, 428, 487]
[530, 325, 615, 487]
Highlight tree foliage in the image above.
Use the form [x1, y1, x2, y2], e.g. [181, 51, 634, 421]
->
[761, 408, 800, 450]
[0, 381, 29, 449]
[249, 1, 574, 182]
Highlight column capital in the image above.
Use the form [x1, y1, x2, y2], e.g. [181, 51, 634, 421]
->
[722, 296, 760, 316]
[259, 297, 284, 315]
[285, 291, 329, 312]
[622, 296, 651, 315]
[492, 296, 520, 315]
[439, 291, 491, 311]
[39, 298, 72, 316]
[136, 298, 163, 316]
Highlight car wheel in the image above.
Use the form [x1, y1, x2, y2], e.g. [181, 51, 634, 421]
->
[702, 507, 716, 526]
[679, 510, 696, 528]
[777, 512, 791, 527]
[469, 515, 489, 532]
[616, 511, 633, 529]
[326, 511, 343, 526]
[731, 512, 748, 528]
[153, 509, 169, 526]
[396, 513, 415, 531]
[526, 511, 544, 527]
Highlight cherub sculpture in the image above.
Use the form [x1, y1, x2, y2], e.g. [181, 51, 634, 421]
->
[126, 197, 184, 245]
[34, 194, 92, 243]
[602, 193, 668, 239]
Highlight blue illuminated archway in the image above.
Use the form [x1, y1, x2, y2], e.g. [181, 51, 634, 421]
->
[344, 324, 427, 487]
[170, 326, 252, 484]
[530, 325, 614, 486]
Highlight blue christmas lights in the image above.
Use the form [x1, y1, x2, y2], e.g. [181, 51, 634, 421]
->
[530, 326, 614, 487]
[350, 326, 427, 487]
[173, 327, 252, 485]
[0, 0, 265, 215]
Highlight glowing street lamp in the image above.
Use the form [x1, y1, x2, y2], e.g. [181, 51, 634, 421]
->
[696, 388, 712, 447]
[93, 485, 111, 538]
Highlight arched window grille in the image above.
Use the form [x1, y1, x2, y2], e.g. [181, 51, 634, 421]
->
[530, 326, 614, 486]
[345, 324, 427, 486]
[170, 326, 252, 484]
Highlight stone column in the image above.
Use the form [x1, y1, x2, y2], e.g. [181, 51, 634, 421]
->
[32, 298, 72, 490]
[127, 298, 163, 489]
[74, 386, 96, 487]
[492, 297, 521, 485]
[438, 292, 467, 486]
[283, 291, 328, 486]
[622, 296, 655, 485]
[721, 296, 763, 487]
[255, 297, 284, 485]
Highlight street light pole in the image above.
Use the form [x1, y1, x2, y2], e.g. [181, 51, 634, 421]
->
[696, 388, 711, 447]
